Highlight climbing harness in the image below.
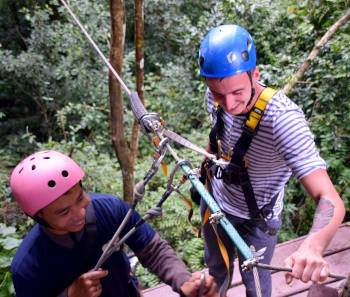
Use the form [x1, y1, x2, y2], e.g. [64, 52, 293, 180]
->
[204, 87, 280, 236]
[58, 2, 347, 296]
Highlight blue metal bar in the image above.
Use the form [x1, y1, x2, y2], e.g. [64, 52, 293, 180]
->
[181, 163, 254, 260]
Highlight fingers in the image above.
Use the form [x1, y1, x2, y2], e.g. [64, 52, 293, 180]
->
[316, 263, 329, 282]
[82, 269, 109, 280]
[69, 269, 108, 297]
[180, 271, 218, 297]
[84, 270, 108, 296]
[90, 283, 102, 296]
[191, 272, 217, 297]
[284, 253, 329, 284]
[202, 274, 217, 297]
[283, 256, 294, 285]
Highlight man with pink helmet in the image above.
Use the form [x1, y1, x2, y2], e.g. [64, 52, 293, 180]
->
[10, 150, 218, 297]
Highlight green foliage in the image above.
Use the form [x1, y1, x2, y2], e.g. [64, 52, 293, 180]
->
[133, 157, 204, 288]
[0, 224, 22, 296]
[1, 0, 350, 292]
[0, 0, 110, 150]
[143, 65, 208, 136]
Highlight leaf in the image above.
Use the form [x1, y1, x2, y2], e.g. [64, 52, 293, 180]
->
[0, 255, 12, 268]
[0, 238, 22, 250]
[0, 225, 16, 237]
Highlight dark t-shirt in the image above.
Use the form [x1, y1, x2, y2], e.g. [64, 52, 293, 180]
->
[11, 194, 155, 297]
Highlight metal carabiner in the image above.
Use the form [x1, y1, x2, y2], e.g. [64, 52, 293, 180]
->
[198, 271, 205, 297]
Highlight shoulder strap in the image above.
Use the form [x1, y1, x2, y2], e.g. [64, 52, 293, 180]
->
[223, 87, 277, 221]
[231, 87, 277, 164]
[245, 87, 277, 132]
[209, 105, 224, 154]
[83, 201, 97, 271]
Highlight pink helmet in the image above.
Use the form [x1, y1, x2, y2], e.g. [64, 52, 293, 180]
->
[10, 150, 85, 216]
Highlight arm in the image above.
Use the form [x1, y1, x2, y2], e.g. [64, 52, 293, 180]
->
[135, 232, 191, 292]
[136, 232, 217, 297]
[284, 168, 345, 283]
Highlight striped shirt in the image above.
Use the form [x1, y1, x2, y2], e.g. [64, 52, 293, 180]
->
[206, 87, 326, 220]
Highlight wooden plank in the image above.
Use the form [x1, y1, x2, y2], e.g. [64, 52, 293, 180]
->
[142, 284, 178, 297]
[270, 223, 350, 268]
[143, 223, 350, 297]
[227, 225, 350, 296]
[267, 249, 350, 297]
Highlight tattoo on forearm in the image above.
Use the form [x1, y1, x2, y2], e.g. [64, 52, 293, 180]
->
[310, 197, 334, 233]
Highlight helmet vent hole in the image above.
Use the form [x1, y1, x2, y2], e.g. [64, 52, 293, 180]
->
[30, 157, 35, 161]
[32, 165, 36, 170]
[61, 170, 69, 177]
[43, 157, 50, 160]
[19, 167, 24, 174]
[199, 56, 205, 67]
[241, 50, 249, 61]
[48, 180, 56, 188]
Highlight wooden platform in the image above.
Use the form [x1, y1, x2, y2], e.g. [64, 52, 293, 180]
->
[142, 222, 350, 297]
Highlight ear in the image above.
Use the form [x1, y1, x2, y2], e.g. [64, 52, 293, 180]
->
[253, 66, 260, 81]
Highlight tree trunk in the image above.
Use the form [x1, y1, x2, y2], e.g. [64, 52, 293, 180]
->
[109, 0, 134, 204]
[130, 0, 145, 163]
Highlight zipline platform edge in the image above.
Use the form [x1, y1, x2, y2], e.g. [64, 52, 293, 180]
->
[142, 222, 350, 297]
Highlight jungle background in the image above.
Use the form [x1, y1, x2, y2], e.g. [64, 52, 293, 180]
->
[0, 0, 349, 295]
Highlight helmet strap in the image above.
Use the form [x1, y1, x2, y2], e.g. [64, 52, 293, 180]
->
[246, 70, 256, 108]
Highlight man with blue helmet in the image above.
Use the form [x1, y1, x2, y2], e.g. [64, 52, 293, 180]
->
[196, 24, 345, 297]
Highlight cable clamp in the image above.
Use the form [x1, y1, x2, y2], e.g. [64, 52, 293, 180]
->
[241, 257, 259, 272]
[209, 211, 225, 225]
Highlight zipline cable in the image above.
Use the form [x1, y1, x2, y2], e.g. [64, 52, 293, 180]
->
[59, 0, 131, 96]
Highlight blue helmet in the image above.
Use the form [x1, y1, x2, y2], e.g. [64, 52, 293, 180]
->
[199, 24, 256, 78]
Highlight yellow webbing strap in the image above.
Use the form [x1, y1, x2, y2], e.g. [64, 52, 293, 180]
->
[152, 136, 168, 178]
[203, 205, 210, 226]
[245, 87, 277, 131]
[179, 192, 201, 237]
[212, 224, 231, 296]
[201, 168, 231, 295]
[203, 206, 231, 295]
[217, 140, 222, 159]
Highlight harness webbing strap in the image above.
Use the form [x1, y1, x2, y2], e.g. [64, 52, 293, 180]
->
[84, 202, 97, 271]
[153, 136, 168, 178]
[245, 87, 275, 131]
[202, 204, 231, 297]
[210, 87, 277, 223]
[180, 192, 201, 237]
[209, 106, 224, 154]
[212, 225, 231, 296]
[230, 87, 277, 221]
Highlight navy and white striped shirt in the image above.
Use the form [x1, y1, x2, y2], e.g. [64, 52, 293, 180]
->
[206, 87, 326, 219]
